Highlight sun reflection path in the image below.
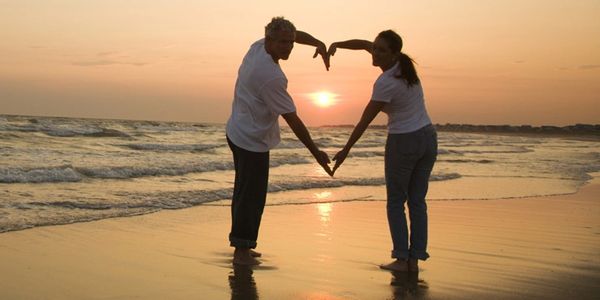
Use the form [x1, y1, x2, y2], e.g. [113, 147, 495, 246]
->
[315, 191, 334, 223]
[315, 191, 332, 200]
[316, 203, 333, 223]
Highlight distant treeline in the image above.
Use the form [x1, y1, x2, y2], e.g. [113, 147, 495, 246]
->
[433, 123, 600, 136]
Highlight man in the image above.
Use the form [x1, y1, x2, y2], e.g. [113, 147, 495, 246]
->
[225, 17, 332, 265]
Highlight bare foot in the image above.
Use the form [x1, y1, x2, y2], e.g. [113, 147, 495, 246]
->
[408, 258, 419, 272]
[380, 259, 408, 272]
[233, 248, 261, 266]
[249, 249, 262, 257]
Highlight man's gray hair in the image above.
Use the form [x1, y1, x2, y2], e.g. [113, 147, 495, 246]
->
[265, 17, 296, 39]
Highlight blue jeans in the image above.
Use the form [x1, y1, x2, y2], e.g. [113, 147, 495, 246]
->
[384, 124, 437, 261]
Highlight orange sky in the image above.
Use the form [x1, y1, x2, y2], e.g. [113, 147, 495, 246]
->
[1, 1, 599, 125]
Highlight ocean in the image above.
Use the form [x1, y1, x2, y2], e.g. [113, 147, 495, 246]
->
[1, 114, 598, 233]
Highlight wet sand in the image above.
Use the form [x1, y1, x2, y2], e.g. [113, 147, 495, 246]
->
[1, 180, 599, 299]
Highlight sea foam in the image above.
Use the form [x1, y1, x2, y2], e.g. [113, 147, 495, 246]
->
[0, 155, 312, 183]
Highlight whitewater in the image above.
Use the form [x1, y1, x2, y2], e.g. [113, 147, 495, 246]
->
[1, 115, 598, 233]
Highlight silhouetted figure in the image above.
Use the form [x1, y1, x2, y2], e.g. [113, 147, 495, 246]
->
[329, 30, 437, 272]
[226, 16, 332, 265]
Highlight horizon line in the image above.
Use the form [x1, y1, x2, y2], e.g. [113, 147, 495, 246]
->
[1, 113, 598, 128]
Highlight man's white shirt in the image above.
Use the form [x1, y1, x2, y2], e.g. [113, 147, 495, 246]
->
[226, 39, 296, 152]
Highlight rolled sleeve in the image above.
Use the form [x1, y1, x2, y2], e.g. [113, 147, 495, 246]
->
[260, 77, 296, 115]
[371, 77, 395, 103]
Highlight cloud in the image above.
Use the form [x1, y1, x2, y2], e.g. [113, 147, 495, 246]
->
[72, 60, 148, 67]
[97, 51, 119, 57]
[513, 60, 525, 64]
[578, 64, 600, 70]
[73, 50, 149, 66]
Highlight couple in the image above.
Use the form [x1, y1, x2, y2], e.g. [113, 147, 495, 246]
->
[225, 17, 437, 272]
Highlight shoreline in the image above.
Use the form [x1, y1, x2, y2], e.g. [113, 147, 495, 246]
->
[0, 172, 596, 234]
[0, 175, 591, 235]
[1, 179, 599, 299]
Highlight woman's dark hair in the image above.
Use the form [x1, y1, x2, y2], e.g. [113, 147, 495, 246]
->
[377, 30, 420, 87]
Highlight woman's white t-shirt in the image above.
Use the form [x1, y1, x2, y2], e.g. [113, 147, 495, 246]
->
[370, 63, 432, 134]
[226, 39, 296, 152]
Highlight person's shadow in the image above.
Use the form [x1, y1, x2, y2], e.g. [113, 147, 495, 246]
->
[389, 271, 429, 299]
[228, 264, 259, 300]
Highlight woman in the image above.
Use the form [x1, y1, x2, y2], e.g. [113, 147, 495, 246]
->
[330, 30, 437, 272]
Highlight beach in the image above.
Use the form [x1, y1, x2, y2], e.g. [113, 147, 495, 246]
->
[1, 177, 599, 299]
[1, 116, 599, 299]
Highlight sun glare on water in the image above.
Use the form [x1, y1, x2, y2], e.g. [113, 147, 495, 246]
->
[310, 91, 337, 108]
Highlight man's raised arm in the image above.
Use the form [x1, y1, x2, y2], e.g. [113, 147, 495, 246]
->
[295, 30, 329, 70]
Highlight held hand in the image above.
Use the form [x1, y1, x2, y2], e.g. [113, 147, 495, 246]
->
[314, 150, 334, 176]
[312, 41, 330, 71]
[332, 148, 349, 175]
[327, 42, 338, 57]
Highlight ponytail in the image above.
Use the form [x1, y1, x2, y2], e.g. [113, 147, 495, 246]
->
[395, 52, 420, 87]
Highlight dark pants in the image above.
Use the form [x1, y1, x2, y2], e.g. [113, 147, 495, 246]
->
[227, 137, 269, 249]
[384, 124, 437, 260]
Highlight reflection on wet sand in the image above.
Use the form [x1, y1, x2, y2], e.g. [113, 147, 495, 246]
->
[228, 265, 258, 300]
[316, 202, 333, 223]
[389, 271, 429, 299]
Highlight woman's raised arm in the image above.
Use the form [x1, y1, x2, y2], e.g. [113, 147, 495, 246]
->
[328, 39, 373, 57]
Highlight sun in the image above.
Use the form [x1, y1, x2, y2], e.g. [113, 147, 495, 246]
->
[310, 91, 337, 108]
